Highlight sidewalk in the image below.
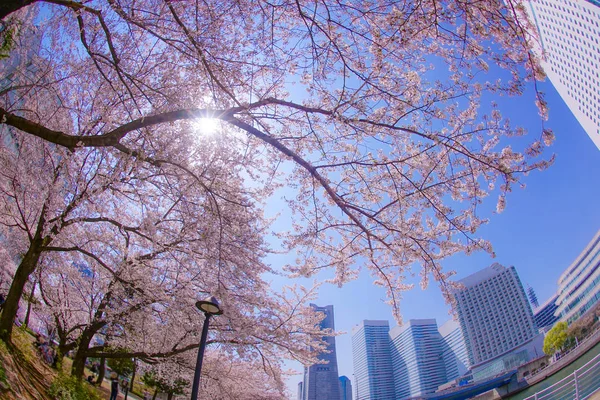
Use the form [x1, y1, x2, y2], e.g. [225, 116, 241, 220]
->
[96, 379, 142, 400]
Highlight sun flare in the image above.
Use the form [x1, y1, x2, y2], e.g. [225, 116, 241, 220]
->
[193, 117, 219, 136]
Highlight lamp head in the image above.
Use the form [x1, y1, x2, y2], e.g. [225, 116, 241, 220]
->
[195, 296, 223, 316]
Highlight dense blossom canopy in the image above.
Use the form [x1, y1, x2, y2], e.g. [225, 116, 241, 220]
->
[0, 0, 551, 317]
[0, 0, 553, 396]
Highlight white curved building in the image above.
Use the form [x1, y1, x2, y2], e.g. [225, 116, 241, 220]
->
[555, 230, 600, 324]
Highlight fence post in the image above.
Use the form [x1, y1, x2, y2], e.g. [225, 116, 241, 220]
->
[574, 369, 579, 400]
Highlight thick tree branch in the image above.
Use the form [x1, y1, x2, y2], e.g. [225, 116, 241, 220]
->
[0, 0, 38, 20]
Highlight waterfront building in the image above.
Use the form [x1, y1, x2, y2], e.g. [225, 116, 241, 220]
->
[524, 0, 600, 149]
[533, 295, 559, 332]
[439, 319, 471, 382]
[351, 320, 395, 400]
[555, 230, 600, 324]
[389, 319, 447, 398]
[298, 382, 303, 400]
[302, 304, 341, 400]
[454, 263, 542, 380]
[339, 376, 353, 400]
[454, 263, 538, 366]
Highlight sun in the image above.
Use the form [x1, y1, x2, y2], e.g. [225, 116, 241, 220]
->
[192, 117, 219, 136]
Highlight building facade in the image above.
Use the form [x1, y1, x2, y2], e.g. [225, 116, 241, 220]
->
[339, 376, 353, 400]
[470, 334, 545, 381]
[439, 319, 471, 382]
[454, 264, 538, 366]
[524, 0, 600, 149]
[555, 230, 600, 324]
[302, 304, 341, 400]
[389, 319, 447, 399]
[351, 320, 395, 400]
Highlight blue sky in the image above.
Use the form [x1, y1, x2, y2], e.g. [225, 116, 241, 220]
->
[275, 76, 600, 396]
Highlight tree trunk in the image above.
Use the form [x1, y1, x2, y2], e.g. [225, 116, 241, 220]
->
[167, 393, 173, 400]
[129, 358, 136, 392]
[96, 357, 106, 385]
[71, 330, 94, 380]
[23, 278, 36, 328]
[152, 389, 158, 400]
[54, 318, 75, 370]
[55, 347, 65, 370]
[56, 342, 75, 371]
[0, 242, 43, 342]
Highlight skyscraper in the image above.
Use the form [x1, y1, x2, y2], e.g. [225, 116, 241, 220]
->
[351, 320, 395, 400]
[524, 0, 600, 149]
[339, 376, 353, 400]
[454, 263, 541, 380]
[439, 319, 471, 382]
[302, 304, 341, 400]
[389, 319, 447, 399]
[527, 285, 539, 309]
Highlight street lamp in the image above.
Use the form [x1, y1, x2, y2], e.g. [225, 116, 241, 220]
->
[190, 296, 223, 400]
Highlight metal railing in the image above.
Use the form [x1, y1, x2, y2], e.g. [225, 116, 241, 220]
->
[524, 351, 600, 400]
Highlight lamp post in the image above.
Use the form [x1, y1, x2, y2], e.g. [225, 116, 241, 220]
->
[190, 296, 223, 400]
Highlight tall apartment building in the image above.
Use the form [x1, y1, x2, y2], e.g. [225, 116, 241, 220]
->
[351, 320, 395, 400]
[555, 230, 600, 324]
[389, 319, 447, 398]
[439, 319, 471, 382]
[454, 263, 541, 380]
[302, 304, 341, 400]
[524, 0, 600, 149]
[339, 376, 353, 400]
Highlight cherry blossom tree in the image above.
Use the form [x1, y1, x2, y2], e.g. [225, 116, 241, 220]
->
[36, 214, 330, 381]
[1, 0, 553, 326]
[36, 256, 106, 366]
[0, 126, 154, 341]
[0, 247, 16, 292]
[5, 129, 329, 385]
[140, 348, 290, 399]
[0, 135, 88, 340]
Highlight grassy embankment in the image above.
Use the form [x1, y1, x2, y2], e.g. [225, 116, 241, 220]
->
[0, 326, 148, 399]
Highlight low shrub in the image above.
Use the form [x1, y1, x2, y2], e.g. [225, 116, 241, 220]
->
[48, 374, 101, 400]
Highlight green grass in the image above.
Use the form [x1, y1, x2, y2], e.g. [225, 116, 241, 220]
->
[0, 336, 11, 392]
[0, 337, 8, 354]
[12, 326, 37, 363]
[0, 360, 10, 391]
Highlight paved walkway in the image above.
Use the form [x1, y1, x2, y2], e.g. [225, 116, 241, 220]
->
[96, 380, 142, 400]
